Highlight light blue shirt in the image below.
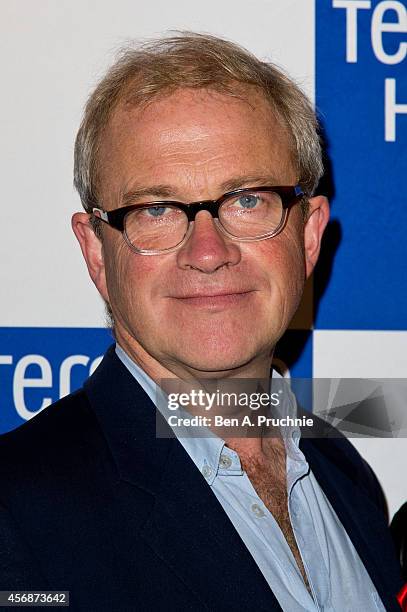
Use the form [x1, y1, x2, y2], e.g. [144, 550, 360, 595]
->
[116, 344, 385, 612]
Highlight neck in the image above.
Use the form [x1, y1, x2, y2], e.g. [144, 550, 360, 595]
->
[115, 328, 281, 461]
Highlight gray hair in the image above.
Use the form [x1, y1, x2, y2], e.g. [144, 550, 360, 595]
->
[74, 32, 323, 213]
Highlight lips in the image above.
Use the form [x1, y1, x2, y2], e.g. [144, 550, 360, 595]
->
[173, 289, 253, 299]
[170, 290, 255, 307]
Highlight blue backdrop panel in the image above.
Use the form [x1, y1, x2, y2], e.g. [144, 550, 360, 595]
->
[315, 0, 407, 330]
[0, 328, 112, 434]
[0, 328, 312, 434]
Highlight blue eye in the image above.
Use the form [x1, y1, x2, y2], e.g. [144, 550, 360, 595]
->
[146, 206, 167, 217]
[236, 195, 260, 209]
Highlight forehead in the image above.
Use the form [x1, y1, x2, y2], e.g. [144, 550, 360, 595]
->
[97, 87, 296, 200]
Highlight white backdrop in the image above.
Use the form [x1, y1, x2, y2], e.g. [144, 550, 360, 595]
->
[0, 0, 314, 328]
[1, 0, 406, 519]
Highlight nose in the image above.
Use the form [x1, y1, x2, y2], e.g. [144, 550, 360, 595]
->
[176, 210, 241, 273]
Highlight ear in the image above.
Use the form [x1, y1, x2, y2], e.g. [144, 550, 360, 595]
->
[303, 196, 330, 279]
[71, 212, 109, 302]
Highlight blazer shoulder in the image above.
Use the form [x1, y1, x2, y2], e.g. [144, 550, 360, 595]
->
[0, 388, 90, 447]
[0, 389, 106, 494]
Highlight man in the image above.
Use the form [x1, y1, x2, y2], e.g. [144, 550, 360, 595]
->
[0, 33, 403, 611]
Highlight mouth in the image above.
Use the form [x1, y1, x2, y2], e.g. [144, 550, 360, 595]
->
[170, 290, 255, 308]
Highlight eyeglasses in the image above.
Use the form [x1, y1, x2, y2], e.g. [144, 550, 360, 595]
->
[92, 185, 304, 255]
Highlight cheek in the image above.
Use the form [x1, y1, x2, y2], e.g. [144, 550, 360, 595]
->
[279, 218, 306, 281]
[254, 233, 305, 288]
[103, 240, 158, 314]
[249, 228, 306, 323]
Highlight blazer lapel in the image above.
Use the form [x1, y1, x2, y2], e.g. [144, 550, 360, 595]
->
[85, 346, 282, 611]
[140, 435, 282, 611]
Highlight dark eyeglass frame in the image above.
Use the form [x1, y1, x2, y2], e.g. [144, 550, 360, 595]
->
[92, 185, 305, 255]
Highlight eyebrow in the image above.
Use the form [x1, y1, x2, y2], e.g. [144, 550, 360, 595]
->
[121, 174, 284, 206]
[219, 174, 283, 192]
[121, 185, 176, 206]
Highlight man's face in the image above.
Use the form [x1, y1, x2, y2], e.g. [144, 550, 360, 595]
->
[74, 87, 328, 378]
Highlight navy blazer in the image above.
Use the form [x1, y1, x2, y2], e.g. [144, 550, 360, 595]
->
[0, 346, 403, 611]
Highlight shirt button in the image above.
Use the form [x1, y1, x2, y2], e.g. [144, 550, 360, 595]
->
[251, 503, 265, 518]
[219, 454, 232, 469]
[201, 465, 213, 479]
